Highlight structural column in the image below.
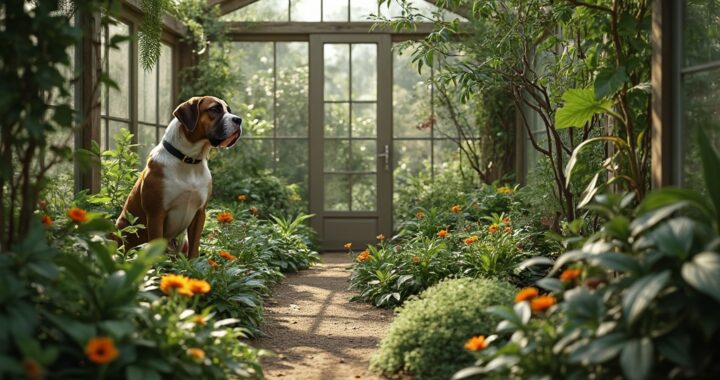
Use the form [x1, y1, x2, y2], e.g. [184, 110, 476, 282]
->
[651, 0, 675, 188]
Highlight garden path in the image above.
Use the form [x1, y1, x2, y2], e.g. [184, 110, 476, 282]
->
[255, 252, 394, 380]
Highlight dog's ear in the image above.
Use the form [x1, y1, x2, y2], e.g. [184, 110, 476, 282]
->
[173, 97, 203, 131]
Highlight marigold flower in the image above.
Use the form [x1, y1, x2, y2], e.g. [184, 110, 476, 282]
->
[464, 335, 489, 351]
[356, 250, 370, 262]
[437, 229, 448, 238]
[344, 242, 352, 250]
[216, 211, 234, 223]
[193, 315, 206, 325]
[497, 186, 513, 194]
[488, 224, 499, 234]
[531, 295, 557, 312]
[41, 215, 52, 226]
[22, 358, 42, 380]
[249, 206, 259, 216]
[502, 217, 511, 225]
[416, 211, 425, 219]
[187, 279, 211, 295]
[160, 274, 192, 297]
[464, 235, 479, 245]
[219, 250, 237, 261]
[503, 227, 512, 234]
[515, 287, 539, 303]
[207, 258, 220, 270]
[412, 255, 421, 263]
[84, 337, 119, 364]
[376, 234, 385, 241]
[450, 205, 462, 213]
[237, 194, 248, 201]
[560, 268, 582, 282]
[67, 207, 88, 223]
[186, 347, 205, 362]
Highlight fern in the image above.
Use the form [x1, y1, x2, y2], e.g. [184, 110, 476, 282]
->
[138, 0, 169, 71]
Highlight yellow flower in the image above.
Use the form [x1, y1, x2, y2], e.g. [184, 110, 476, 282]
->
[464, 235, 479, 245]
[160, 274, 192, 297]
[450, 205, 462, 213]
[356, 250, 370, 262]
[187, 279, 211, 295]
[186, 347, 205, 362]
[531, 295, 557, 312]
[216, 211, 234, 223]
[497, 186, 513, 194]
[219, 250, 237, 261]
[416, 211, 425, 219]
[488, 224, 499, 234]
[503, 226, 512, 234]
[193, 315, 206, 325]
[237, 194, 248, 201]
[560, 268, 582, 282]
[515, 287, 539, 303]
[464, 335, 489, 351]
[344, 242, 352, 250]
[67, 207, 88, 223]
[84, 337, 119, 364]
[412, 255, 421, 264]
[437, 229, 448, 238]
[376, 234, 385, 241]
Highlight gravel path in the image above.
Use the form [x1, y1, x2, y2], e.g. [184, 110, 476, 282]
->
[255, 252, 393, 380]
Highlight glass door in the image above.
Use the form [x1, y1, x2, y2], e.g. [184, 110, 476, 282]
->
[309, 35, 392, 251]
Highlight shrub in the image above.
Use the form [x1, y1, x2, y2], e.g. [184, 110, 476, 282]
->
[369, 277, 516, 380]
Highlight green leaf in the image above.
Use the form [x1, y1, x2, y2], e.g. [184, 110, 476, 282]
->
[637, 187, 713, 222]
[570, 332, 629, 364]
[588, 253, 641, 273]
[623, 271, 671, 325]
[537, 278, 564, 293]
[656, 332, 691, 367]
[682, 252, 720, 303]
[620, 338, 654, 380]
[565, 136, 626, 187]
[43, 312, 96, 347]
[630, 201, 689, 237]
[594, 66, 629, 100]
[698, 128, 720, 222]
[555, 88, 614, 129]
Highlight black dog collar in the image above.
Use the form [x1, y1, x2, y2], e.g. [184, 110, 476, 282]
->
[162, 140, 203, 164]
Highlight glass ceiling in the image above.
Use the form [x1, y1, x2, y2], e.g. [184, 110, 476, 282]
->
[221, 0, 466, 22]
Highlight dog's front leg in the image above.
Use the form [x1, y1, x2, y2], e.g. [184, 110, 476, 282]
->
[186, 208, 205, 259]
[145, 211, 167, 244]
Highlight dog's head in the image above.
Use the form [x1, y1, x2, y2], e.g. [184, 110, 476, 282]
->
[172, 96, 242, 148]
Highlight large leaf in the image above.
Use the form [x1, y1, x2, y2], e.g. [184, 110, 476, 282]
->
[622, 271, 671, 325]
[594, 66, 629, 100]
[555, 88, 614, 129]
[682, 252, 720, 303]
[564, 136, 626, 187]
[620, 338, 654, 380]
[570, 332, 629, 364]
[587, 252, 641, 273]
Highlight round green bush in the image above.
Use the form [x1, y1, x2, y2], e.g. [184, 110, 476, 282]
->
[370, 277, 516, 380]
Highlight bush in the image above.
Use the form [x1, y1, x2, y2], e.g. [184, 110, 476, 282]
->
[369, 277, 516, 380]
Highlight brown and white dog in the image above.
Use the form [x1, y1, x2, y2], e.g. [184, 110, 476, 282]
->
[115, 96, 242, 257]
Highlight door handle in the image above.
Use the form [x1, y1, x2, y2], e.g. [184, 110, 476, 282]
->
[377, 144, 390, 171]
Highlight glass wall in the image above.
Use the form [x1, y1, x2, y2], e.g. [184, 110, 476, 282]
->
[101, 21, 131, 151]
[679, 0, 720, 189]
[138, 43, 174, 159]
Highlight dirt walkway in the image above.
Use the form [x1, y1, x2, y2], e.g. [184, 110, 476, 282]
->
[255, 252, 393, 380]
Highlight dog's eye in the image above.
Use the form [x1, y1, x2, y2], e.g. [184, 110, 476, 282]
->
[210, 106, 222, 114]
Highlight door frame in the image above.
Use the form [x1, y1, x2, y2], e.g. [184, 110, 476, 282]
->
[308, 34, 393, 251]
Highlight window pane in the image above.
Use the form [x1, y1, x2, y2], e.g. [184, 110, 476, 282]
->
[394, 140, 431, 181]
[107, 21, 130, 119]
[323, 0, 348, 21]
[351, 44, 376, 101]
[231, 42, 275, 137]
[137, 124, 157, 162]
[393, 48, 431, 138]
[324, 174, 350, 211]
[350, 0, 377, 21]
[276, 42, 309, 137]
[235, 139, 274, 171]
[324, 140, 349, 172]
[275, 139, 308, 198]
[351, 103, 376, 138]
[222, 0, 289, 21]
[107, 120, 130, 151]
[351, 175, 376, 211]
[324, 44, 349, 101]
[433, 139, 459, 173]
[683, 1, 720, 67]
[350, 140, 376, 172]
[291, 0, 321, 21]
[159, 43, 173, 125]
[138, 61, 158, 124]
[325, 102, 349, 137]
[682, 67, 720, 188]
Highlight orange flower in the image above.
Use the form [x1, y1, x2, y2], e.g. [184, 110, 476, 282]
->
[344, 242, 352, 250]
[67, 207, 88, 223]
[488, 224, 499, 234]
[207, 259, 220, 270]
[84, 337, 119, 364]
[186, 347, 205, 362]
[503, 227, 512, 234]
[356, 250, 370, 262]
[187, 279, 211, 295]
[249, 206, 259, 216]
[464, 335, 489, 351]
[560, 268, 582, 282]
[22, 358, 43, 380]
[464, 235, 479, 245]
[41, 214, 52, 226]
[451, 205, 462, 214]
[193, 315, 206, 325]
[412, 255, 421, 263]
[531, 295, 557, 312]
[515, 287, 539, 303]
[237, 194, 248, 201]
[502, 217, 511, 225]
[160, 274, 192, 297]
[437, 229, 448, 238]
[216, 211, 234, 223]
[376, 234, 385, 241]
[219, 250, 237, 261]
[416, 211, 425, 219]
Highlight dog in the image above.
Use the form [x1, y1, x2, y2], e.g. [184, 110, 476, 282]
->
[115, 96, 242, 258]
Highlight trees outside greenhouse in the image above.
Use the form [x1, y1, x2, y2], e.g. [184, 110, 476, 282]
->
[1, 0, 719, 379]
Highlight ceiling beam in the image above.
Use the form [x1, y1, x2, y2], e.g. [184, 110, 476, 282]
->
[208, 0, 260, 15]
[424, 0, 473, 19]
[226, 21, 436, 36]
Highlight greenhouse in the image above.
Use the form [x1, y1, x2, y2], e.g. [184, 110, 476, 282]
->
[1, 0, 720, 379]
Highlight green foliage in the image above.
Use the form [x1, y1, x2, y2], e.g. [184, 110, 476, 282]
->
[138, 0, 172, 70]
[369, 277, 516, 380]
[554, 88, 614, 130]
